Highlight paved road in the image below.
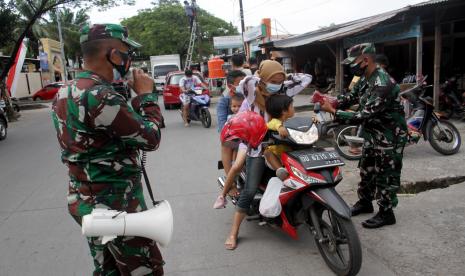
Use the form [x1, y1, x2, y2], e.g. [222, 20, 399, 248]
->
[0, 101, 400, 276]
[0, 102, 393, 276]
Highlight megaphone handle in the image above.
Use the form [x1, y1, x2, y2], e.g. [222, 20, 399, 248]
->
[141, 151, 158, 206]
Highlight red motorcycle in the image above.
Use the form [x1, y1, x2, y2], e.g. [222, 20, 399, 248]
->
[218, 115, 362, 276]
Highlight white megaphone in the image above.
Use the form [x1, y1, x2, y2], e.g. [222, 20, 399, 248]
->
[82, 200, 173, 247]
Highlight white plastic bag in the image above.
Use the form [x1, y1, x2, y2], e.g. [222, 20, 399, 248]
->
[259, 177, 283, 218]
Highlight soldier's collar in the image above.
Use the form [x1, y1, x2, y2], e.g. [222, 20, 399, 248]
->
[76, 70, 112, 85]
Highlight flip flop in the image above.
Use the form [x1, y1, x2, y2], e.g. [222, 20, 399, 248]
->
[225, 235, 238, 250]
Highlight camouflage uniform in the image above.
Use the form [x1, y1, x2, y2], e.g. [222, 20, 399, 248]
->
[51, 24, 164, 275]
[337, 43, 408, 211]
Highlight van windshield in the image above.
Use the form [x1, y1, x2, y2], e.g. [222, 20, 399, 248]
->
[153, 65, 179, 77]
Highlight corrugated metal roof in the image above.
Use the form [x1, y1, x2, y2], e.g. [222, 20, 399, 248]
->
[410, 0, 450, 8]
[268, 7, 408, 48]
[264, 0, 456, 49]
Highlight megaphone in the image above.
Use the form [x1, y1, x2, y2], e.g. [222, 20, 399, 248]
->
[82, 200, 173, 247]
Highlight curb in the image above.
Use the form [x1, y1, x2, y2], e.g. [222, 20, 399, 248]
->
[399, 175, 465, 194]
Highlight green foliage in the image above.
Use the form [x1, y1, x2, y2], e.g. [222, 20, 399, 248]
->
[122, 3, 237, 61]
[45, 8, 90, 59]
[0, 1, 19, 50]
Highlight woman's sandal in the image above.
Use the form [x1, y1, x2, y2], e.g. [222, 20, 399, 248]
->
[225, 235, 238, 250]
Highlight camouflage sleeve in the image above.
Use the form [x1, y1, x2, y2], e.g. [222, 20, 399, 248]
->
[336, 82, 394, 123]
[336, 79, 361, 110]
[94, 91, 161, 151]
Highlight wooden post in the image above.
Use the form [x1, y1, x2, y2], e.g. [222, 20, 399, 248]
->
[335, 42, 340, 93]
[416, 23, 423, 82]
[433, 12, 442, 109]
[335, 41, 344, 94]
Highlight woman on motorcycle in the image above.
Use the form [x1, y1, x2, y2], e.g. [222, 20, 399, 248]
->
[224, 60, 312, 250]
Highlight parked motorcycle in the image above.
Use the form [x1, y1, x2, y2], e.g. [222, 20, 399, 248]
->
[311, 91, 362, 160]
[327, 79, 462, 160]
[439, 76, 465, 119]
[217, 116, 362, 276]
[180, 88, 211, 128]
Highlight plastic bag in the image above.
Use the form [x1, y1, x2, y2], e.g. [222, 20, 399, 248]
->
[259, 177, 283, 218]
[311, 91, 338, 109]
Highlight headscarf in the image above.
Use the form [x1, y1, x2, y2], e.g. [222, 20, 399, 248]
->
[254, 60, 286, 112]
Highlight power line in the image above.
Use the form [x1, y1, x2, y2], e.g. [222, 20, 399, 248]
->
[243, 0, 271, 14]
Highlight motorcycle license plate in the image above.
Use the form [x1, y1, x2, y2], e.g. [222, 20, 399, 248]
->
[289, 149, 345, 170]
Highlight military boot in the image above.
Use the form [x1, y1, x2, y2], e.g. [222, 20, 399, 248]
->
[350, 199, 374, 216]
[361, 208, 396, 229]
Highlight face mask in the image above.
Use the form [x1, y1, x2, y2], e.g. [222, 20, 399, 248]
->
[265, 82, 282, 94]
[350, 61, 366, 77]
[107, 49, 132, 78]
[234, 84, 242, 94]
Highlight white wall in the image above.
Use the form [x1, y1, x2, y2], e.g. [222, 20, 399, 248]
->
[13, 73, 43, 98]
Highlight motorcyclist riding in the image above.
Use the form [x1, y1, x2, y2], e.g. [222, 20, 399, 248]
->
[179, 69, 207, 127]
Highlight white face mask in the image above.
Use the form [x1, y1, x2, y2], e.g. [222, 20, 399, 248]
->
[235, 84, 243, 94]
[265, 82, 282, 93]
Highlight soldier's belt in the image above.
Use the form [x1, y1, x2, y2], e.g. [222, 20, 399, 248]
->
[72, 182, 131, 196]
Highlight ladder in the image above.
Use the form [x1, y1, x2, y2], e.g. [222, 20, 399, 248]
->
[184, 20, 197, 71]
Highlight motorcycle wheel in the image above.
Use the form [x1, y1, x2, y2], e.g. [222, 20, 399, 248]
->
[0, 118, 7, 140]
[201, 108, 211, 128]
[335, 125, 362, 160]
[312, 208, 362, 276]
[427, 120, 461, 155]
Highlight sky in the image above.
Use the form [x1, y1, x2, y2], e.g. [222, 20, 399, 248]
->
[89, 0, 427, 35]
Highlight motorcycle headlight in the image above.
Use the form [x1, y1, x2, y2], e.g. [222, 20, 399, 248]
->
[290, 165, 325, 184]
[287, 124, 319, 145]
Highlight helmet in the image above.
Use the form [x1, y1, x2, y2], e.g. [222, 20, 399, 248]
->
[220, 111, 267, 148]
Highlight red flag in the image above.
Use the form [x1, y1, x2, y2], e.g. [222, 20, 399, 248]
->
[6, 38, 29, 97]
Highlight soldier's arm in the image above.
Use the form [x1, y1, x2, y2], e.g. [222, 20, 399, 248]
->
[94, 90, 161, 151]
[336, 78, 361, 110]
[336, 82, 394, 123]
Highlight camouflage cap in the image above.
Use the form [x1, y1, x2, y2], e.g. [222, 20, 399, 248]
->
[80, 23, 141, 48]
[342, 43, 376, 65]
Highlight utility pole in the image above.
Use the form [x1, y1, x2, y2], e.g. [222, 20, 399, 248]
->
[238, 0, 247, 58]
[56, 6, 68, 82]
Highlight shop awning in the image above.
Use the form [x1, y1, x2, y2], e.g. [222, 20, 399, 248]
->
[262, 7, 408, 49]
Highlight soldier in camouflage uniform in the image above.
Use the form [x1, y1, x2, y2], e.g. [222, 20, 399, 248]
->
[322, 43, 408, 229]
[51, 24, 164, 275]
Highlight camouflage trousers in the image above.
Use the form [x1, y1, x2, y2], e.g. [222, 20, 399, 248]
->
[67, 181, 164, 276]
[358, 146, 404, 211]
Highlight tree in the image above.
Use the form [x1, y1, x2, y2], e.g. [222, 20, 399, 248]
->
[0, 1, 19, 50]
[0, 0, 134, 120]
[122, 2, 237, 62]
[45, 8, 90, 62]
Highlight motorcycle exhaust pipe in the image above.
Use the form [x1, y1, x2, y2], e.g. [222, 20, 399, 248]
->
[217, 176, 226, 189]
[344, 135, 364, 144]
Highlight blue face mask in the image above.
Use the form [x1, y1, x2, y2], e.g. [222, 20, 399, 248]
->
[265, 82, 282, 94]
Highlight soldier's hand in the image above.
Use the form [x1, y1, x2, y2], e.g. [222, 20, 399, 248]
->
[129, 69, 154, 95]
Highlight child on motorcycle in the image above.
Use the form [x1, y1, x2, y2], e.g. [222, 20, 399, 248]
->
[214, 93, 246, 209]
[263, 94, 295, 180]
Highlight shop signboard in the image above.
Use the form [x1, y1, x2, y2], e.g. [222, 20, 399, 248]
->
[213, 35, 243, 49]
[244, 25, 264, 42]
[39, 51, 49, 71]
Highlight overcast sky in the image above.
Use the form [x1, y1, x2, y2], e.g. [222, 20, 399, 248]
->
[89, 0, 427, 35]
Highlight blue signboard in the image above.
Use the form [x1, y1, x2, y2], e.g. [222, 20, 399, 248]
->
[344, 17, 421, 48]
[39, 51, 49, 71]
